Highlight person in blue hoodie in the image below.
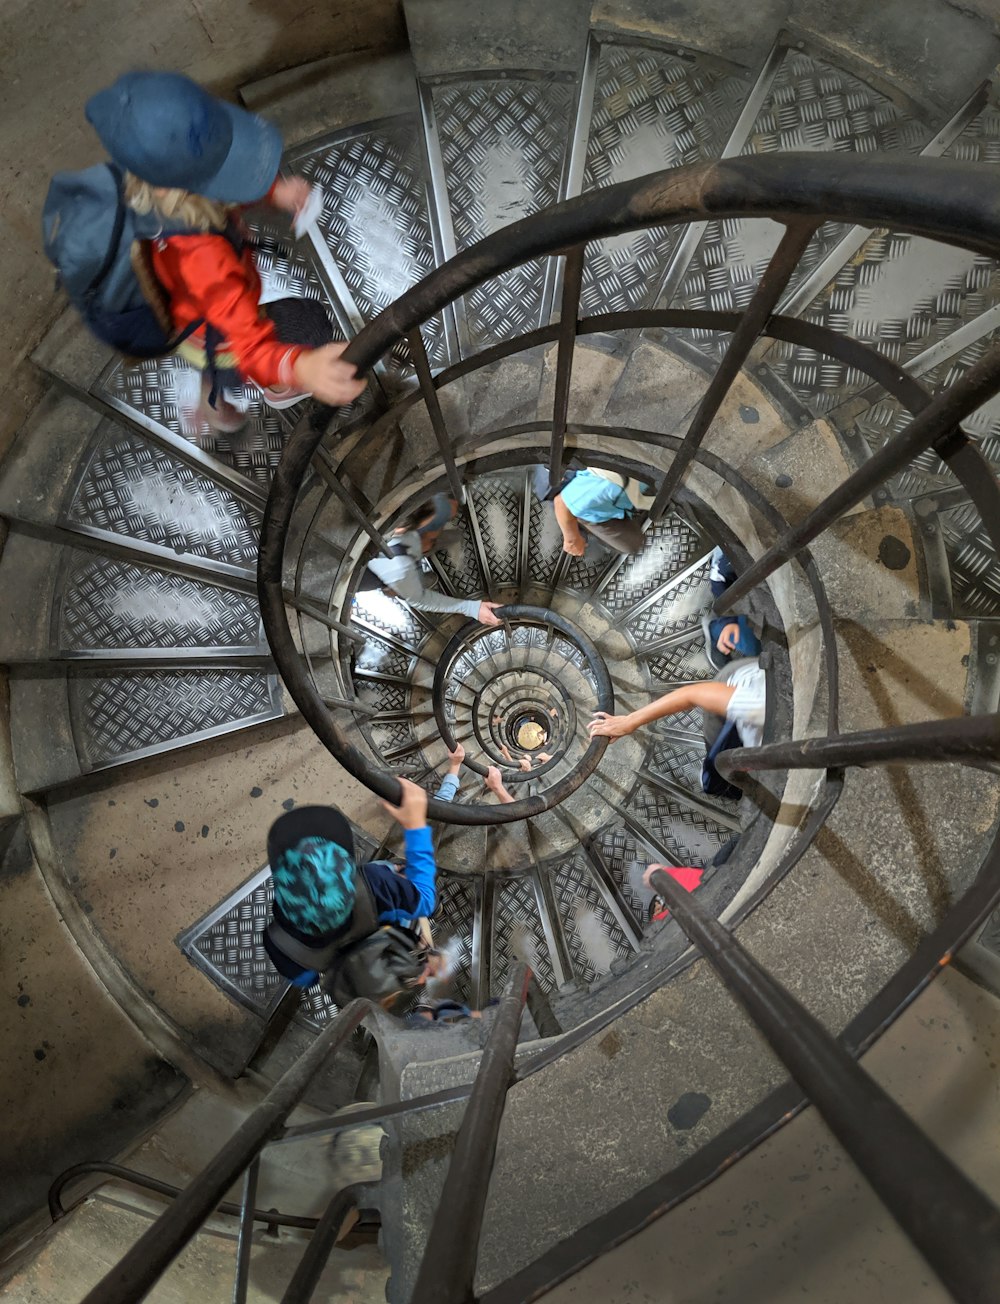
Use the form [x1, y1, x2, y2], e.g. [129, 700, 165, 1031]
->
[262, 778, 445, 997]
[702, 546, 761, 671]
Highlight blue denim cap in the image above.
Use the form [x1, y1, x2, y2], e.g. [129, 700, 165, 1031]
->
[417, 493, 455, 534]
[85, 71, 283, 203]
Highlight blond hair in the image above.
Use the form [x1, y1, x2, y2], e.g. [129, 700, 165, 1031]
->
[124, 173, 231, 232]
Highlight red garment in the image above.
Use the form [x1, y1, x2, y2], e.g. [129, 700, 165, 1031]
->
[149, 224, 302, 389]
[650, 865, 704, 921]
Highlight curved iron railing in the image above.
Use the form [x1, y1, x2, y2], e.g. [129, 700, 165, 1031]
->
[259, 152, 1000, 826]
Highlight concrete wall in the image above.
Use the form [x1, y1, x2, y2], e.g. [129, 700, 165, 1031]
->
[0, 0, 406, 463]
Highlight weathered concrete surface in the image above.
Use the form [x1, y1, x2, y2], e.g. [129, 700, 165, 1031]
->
[1, 1193, 387, 1303]
[602, 341, 705, 435]
[0, 826, 186, 1235]
[403, 0, 590, 76]
[0, 1, 406, 464]
[42, 717, 389, 1073]
[789, 0, 1000, 116]
[543, 966, 1000, 1304]
[592, 0, 791, 68]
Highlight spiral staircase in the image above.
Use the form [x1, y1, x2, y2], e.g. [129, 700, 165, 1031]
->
[5, 1, 1000, 1301]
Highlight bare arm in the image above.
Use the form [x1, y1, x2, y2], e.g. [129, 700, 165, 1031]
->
[553, 494, 586, 556]
[589, 681, 736, 739]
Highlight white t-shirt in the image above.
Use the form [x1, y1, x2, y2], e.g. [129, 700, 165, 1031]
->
[725, 660, 767, 748]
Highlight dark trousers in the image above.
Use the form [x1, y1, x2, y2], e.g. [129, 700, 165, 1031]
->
[580, 512, 645, 555]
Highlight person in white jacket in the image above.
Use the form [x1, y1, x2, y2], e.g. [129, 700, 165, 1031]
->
[365, 494, 502, 625]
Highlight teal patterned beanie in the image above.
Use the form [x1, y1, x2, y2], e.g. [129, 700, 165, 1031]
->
[272, 836, 356, 935]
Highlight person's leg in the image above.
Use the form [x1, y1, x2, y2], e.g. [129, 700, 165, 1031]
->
[580, 513, 645, 554]
[196, 372, 247, 433]
[258, 298, 336, 407]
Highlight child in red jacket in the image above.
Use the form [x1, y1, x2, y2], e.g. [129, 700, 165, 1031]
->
[86, 71, 365, 430]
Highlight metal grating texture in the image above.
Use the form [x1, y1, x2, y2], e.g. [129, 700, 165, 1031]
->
[56, 552, 262, 651]
[67, 426, 261, 567]
[101, 362, 285, 495]
[352, 590, 425, 650]
[628, 780, 732, 865]
[644, 630, 715, 688]
[433, 873, 476, 1004]
[625, 561, 713, 650]
[770, 97, 1000, 416]
[553, 855, 633, 985]
[526, 493, 567, 586]
[670, 49, 929, 362]
[294, 119, 449, 376]
[69, 669, 281, 768]
[471, 474, 524, 591]
[430, 509, 485, 597]
[601, 516, 703, 613]
[593, 826, 652, 921]
[431, 77, 574, 353]
[491, 874, 556, 995]
[180, 822, 379, 1027]
[580, 41, 750, 315]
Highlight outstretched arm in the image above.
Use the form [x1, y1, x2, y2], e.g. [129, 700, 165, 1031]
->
[381, 778, 438, 916]
[589, 681, 736, 740]
[553, 494, 586, 556]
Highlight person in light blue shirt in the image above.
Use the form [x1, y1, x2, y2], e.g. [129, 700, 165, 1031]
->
[435, 742, 465, 803]
[554, 467, 651, 556]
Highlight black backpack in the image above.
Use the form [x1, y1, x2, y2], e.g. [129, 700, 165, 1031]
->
[265, 866, 427, 1007]
[42, 161, 207, 359]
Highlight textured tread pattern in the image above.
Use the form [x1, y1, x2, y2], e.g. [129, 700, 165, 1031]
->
[57, 553, 262, 651]
[296, 120, 449, 374]
[628, 779, 730, 865]
[70, 669, 279, 766]
[672, 50, 928, 360]
[432, 78, 573, 352]
[553, 855, 632, 985]
[581, 41, 749, 315]
[492, 874, 556, 994]
[601, 517, 703, 614]
[68, 427, 261, 566]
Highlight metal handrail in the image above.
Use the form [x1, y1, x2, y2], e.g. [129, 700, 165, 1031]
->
[48, 1161, 320, 1230]
[259, 152, 1000, 822]
[644, 867, 1000, 1303]
[78, 1001, 369, 1304]
[410, 963, 531, 1304]
[481, 834, 1000, 1301]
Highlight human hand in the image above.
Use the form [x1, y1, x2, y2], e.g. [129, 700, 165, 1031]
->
[293, 343, 366, 407]
[380, 777, 429, 830]
[562, 530, 586, 557]
[484, 765, 504, 793]
[717, 622, 741, 654]
[588, 711, 636, 741]
[447, 741, 465, 774]
[478, 600, 503, 626]
[642, 863, 671, 890]
[271, 175, 312, 216]
[518, 756, 532, 773]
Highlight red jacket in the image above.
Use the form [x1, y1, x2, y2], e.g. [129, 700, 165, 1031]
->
[150, 224, 301, 389]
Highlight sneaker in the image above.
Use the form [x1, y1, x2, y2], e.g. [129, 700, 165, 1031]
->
[196, 397, 247, 434]
[702, 614, 730, 671]
[259, 384, 312, 410]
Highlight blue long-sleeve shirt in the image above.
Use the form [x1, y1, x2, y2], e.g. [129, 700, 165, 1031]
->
[362, 825, 438, 924]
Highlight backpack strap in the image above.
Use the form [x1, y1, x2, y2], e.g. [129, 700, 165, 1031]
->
[83, 164, 128, 307]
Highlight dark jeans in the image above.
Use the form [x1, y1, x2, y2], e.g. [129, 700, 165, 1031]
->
[208, 296, 334, 400]
[580, 512, 645, 555]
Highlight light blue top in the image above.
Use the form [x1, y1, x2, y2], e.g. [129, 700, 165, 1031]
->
[435, 773, 460, 803]
[559, 469, 633, 524]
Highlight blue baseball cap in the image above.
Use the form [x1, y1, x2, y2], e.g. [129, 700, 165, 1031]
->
[85, 71, 283, 203]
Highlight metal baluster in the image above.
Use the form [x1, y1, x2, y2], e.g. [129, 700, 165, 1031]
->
[721, 341, 1000, 610]
[231, 1158, 259, 1304]
[548, 244, 586, 493]
[407, 327, 465, 505]
[649, 220, 820, 521]
[647, 868, 1000, 1304]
